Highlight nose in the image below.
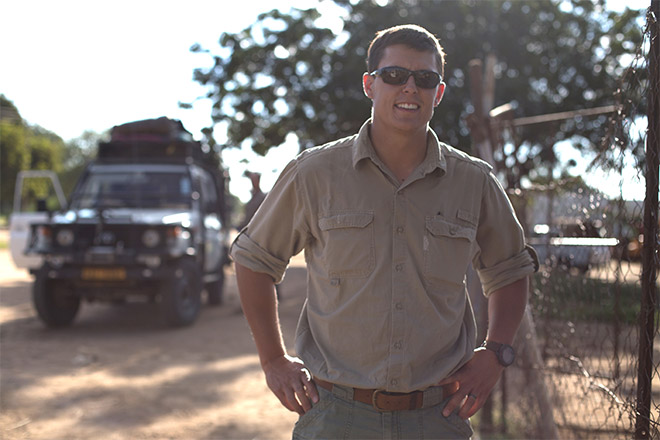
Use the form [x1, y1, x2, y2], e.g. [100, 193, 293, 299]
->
[402, 75, 418, 93]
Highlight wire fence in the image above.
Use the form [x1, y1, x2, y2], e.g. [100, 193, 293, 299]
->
[475, 5, 659, 439]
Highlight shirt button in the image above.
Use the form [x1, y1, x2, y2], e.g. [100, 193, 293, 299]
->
[394, 341, 402, 349]
[390, 379, 398, 386]
[396, 226, 404, 234]
[395, 264, 403, 271]
[395, 302, 403, 310]
[330, 278, 340, 286]
[449, 227, 457, 236]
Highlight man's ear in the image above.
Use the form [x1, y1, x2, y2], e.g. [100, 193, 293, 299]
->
[363, 73, 374, 99]
[434, 83, 446, 107]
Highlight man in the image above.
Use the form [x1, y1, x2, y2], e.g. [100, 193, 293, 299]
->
[238, 171, 267, 230]
[231, 24, 537, 439]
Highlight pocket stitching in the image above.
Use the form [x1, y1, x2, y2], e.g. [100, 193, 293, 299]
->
[423, 216, 476, 287]
[317, 211, 375, 279]
[426, 217, 476, 241]
[318, 212, 374, 230]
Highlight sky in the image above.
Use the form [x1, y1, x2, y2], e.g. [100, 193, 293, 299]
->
[1, 0, 649, 203]
[0, 0, 343, 202]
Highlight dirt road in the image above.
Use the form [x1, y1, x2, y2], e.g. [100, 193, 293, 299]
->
[0, 249, 307, 439]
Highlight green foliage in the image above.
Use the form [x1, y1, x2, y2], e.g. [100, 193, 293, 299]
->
[0, 121, 30, 212]
[59, 130, 104, 197]
[0, 96, 108, 214]
[0, 96, 74, 214]
[533, 269, 644, 324]
[188, 0, 644, 187]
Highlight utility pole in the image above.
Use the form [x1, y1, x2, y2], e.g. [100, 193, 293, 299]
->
[467, 56, 560, 440]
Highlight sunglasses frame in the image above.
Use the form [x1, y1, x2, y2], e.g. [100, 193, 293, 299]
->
[369, 66, 443, 89]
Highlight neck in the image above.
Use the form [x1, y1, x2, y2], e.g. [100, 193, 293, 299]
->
[369, 122, 429, 182]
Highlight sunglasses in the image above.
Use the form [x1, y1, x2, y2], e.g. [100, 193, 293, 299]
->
[369, 66, 442, 89]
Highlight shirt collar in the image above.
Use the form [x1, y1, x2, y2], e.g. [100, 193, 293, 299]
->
[352, 119, 447, 176]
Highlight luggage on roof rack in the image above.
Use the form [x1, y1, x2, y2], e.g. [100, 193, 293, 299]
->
[97, 117, 207, 163]
[109, 116, 194, 143]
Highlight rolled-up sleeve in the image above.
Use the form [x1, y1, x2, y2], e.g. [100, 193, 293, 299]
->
[230, 159, 309, 284]
[473, 172, 537, 296]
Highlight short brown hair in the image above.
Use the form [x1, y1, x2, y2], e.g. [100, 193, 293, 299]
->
[366, 24, 445, 77]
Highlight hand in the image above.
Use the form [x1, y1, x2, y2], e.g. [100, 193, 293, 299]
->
[438, 348, 504, 419]
[263, 354, 319, 415]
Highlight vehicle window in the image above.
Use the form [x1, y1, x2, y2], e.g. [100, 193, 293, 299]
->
[198, 170, 218, 213]
[71, 171, 192, 209]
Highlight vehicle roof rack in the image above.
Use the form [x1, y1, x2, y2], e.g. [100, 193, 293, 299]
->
[97, 117, 210, 164]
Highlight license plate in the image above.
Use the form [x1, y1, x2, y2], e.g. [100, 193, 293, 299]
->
[81, 267, 126, 281]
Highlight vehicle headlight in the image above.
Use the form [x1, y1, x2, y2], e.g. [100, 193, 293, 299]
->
[141, 229, 161, 248]
[36, 226, 52, 247]
[56, 228, 75, 247]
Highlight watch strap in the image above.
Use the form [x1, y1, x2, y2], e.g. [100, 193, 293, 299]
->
[482, 340, 515, 367]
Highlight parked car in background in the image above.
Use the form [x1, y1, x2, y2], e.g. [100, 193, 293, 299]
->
[528, 219, 618, 272]
[10, 117, 231, 328]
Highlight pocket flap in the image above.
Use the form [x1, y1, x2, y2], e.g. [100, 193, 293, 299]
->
[426, 217, 476, 241]
[319, 212, 374, 231]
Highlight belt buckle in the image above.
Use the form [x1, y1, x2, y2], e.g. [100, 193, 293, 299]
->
[371, 389, 390, 411]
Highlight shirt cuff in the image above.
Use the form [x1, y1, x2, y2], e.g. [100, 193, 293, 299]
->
[230, 231, 289, 284]
[477, 247, 537, 296]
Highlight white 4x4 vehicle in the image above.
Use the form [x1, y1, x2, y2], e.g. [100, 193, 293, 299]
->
[10, 118, 230, 328]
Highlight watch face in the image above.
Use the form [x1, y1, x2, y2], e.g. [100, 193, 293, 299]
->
[500, 346, 515, 366]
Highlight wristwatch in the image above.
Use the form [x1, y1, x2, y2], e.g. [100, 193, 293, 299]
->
[482, 340, 515, 367]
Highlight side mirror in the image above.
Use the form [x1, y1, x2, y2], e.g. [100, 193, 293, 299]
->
[36, 199, 48, 212]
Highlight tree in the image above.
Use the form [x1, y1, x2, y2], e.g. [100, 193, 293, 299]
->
[0, 95, 67, 213]
[188, 0, 644, 188]
[59, 130, 105, 196]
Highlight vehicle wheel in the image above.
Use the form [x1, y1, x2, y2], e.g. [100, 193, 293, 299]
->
[33, 270, 80, 328]
[205, 267, 225, 306]
[161, 259, 202, 327]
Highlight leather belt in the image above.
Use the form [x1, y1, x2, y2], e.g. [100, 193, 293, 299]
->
[314, 377, 453, 412]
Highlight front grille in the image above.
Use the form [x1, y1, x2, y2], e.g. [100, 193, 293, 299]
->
[53, 224, 165, 252]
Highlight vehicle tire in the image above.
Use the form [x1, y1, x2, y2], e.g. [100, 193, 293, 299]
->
[33, 269, 80, 328]
[161, 258, 202, 327]
[205, 267, 225, 306]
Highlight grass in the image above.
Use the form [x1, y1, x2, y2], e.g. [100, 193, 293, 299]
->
[531, 268, 649, 325]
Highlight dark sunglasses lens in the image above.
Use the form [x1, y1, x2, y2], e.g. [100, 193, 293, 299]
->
[414, 71, 440, 88]
[381, 67, 410, 85]
[379, 67, 440, 88]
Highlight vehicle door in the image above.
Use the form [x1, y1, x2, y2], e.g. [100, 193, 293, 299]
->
[9, 170, 67, 270]
[195, 166, 223, 273]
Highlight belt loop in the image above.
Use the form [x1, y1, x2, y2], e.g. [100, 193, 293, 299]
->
[329, 383, 353, 401]
[410, 392, 423, 410]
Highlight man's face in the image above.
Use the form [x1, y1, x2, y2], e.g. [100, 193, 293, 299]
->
[363, 44, 445, 135]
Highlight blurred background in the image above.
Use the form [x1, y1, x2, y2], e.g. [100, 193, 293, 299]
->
[1, 0, 658, 438]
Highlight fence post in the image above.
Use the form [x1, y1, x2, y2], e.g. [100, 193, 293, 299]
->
[635, 1, 659, 439]
[467, 57, 559, 438]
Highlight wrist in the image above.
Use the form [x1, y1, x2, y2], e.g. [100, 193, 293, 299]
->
[481, 340, 515, 367]
[260, 352, 288, 370]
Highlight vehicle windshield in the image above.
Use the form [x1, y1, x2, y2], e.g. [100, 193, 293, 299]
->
[71, 170, 193, 209]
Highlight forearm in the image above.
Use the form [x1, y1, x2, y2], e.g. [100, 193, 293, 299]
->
[235, 262, 319, 414]
[440, 276, 529, 419]
[234, 262, 287, 367]
[485, 276, 529, 344]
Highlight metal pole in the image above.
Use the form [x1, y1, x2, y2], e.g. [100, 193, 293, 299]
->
[635, 1, 659, 438]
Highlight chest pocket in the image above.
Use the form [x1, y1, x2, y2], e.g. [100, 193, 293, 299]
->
[423, 216, 476, 287]
[318, 211, 375, 278]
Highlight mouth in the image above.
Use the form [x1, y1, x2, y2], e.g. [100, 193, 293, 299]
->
[395, 102, 420, 110]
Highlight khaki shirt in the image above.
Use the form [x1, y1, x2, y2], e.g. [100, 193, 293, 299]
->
[231, 120, 536, 392]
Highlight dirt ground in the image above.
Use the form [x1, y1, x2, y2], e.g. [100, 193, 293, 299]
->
[0, 243, 308, 440]
[1, 226, 654, 440]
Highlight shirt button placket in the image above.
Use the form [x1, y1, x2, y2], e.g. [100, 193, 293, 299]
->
[388, 190, 407, 389]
